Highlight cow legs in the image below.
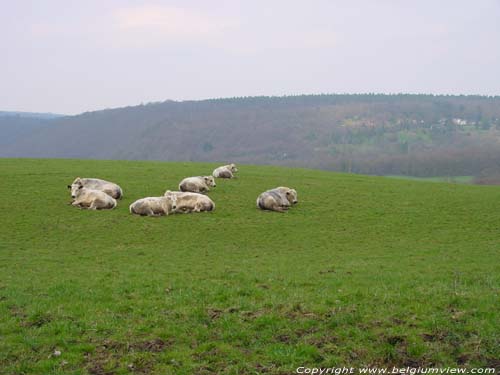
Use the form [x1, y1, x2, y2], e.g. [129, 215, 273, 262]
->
[273, 206, 288, 212]
[89, 200, 100, 210]
[72, 200, 86, 209]
[145, 208, 156, 216]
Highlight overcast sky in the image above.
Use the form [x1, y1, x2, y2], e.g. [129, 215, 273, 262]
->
[1, 0, 499, 115]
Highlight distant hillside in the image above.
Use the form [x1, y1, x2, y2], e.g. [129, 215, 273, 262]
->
[0, 111, 67, 147]
[0, 111, 66, 119]
[1, 94, 500, 179]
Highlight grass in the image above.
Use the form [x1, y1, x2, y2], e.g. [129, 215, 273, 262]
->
[385, 175, 474, 184]
[0, 158, 499, 374]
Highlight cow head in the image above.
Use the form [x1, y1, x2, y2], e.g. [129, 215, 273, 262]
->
[229, 163, 238, 173]
[69, 177, 84, 198]
[285, 189, 298, 204]
[204, 176, 216, 187]
[164, 190, 177, 212]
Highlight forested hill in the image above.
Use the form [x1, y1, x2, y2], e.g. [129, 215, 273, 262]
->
[2, 94, 500, 180]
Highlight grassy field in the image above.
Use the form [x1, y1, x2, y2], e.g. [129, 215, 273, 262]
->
[385, 176, 474, 184]
[0, 158, 499, 374]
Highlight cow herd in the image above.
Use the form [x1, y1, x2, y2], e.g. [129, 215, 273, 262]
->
[67, 163, 299, 215]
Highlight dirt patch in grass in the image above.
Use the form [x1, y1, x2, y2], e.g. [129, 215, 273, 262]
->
[23, 312, 53, 328]
[84, 347, 118, 375]
[378, 334, 433, 367]
[319, 268, 335, 274]
[485, 359, 500, 371]
[305, 334, 339, 348]
[207, 307, 241, 320]
[240, 309, 267, 321]
[275, 334, 293, 343]
[421, 330, 450, 342]
[8, 305, 27, 319]
[84, 337, 172, 374]
[130, 338, 172, 353]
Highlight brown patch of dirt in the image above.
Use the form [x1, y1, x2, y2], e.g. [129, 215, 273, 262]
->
[319, 268, 335, 274]
[207, 306, 240, 320]
[193, 347, 222, 362]
[84, 340, 126, 375]
[421, 330, 449, 342]
[485, 359, 500, 371]
[295, 327, 318, 335]
[127, 357, 154, 374]
[284, 304, 318, 320]
[84, 337, 171, 374]
[9, 305, 27, 319]
[391, 317, 405, 325]
[23, 313, 53, 328]
[84, 349, 118, 375]
[207, 308, 224, 320]
[240, 309, 267, 321]
[379, 334, 433, 368]
[305, 335, 338, 348]
[130, 338, 172, 353]
[275, 334, 292, 343]
[386, 335, 405, 346]
[456, 353, 470, 365]
[254, 363, 273, 373]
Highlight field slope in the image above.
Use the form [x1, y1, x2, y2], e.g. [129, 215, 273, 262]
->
[0, 159, 499, 374]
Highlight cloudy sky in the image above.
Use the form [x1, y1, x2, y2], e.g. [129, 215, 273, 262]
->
[1, 0, 499, 114]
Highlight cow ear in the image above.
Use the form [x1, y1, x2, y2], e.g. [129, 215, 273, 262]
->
[67, 185, 71, 189]
[286, 191, 291, 195]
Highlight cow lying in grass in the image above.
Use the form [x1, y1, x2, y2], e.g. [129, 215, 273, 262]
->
[257, 187, 298, 212]
[179, 176, 216, 194]
[129, 191, 177, 217]
[212, 163, 238, 179]
[165, 191, 215, 213]
[70, 185, 117, 210]
[68, 177, 123, 199]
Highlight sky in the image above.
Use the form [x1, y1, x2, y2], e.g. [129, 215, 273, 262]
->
[1, 0, 499, 115]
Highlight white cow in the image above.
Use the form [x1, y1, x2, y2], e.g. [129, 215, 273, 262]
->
[68, 177, 123, 199]
[257, 187, 298, 212]
[212, 163, 238, 179]
[165, 191, 215, 213]
[129, 191, 178, 217]
[70, 186, 117, 210]
[179, 176, 216, 194]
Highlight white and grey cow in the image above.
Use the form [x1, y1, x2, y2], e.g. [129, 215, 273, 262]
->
[179, 176, 216, 194]
[257, 186, 298, 212]
[68, 177, 123, 199]
[165, 191, 215, 213]
[70, 185, 117, 210]
[212, 163, 238, 179]
[129, 191, 177, 217]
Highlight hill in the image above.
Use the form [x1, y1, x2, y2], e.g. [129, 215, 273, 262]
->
[0, 111, 66, 119]
[1, 94, 500, 180]
[0, 158, 498, 374]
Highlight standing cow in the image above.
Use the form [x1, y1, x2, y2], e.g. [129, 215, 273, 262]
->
[212, 163, 238, 179]
[179, 176, 216, 194]
[257, 187, 298, 212]
[68, 177, 123, 199]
